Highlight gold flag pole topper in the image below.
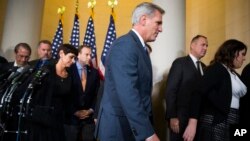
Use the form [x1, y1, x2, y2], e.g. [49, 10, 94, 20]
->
[88, 0, 96, 17]
[108, 0, 118, 21]
[57, 6, 66, 22]
[75, 0, 79, 14]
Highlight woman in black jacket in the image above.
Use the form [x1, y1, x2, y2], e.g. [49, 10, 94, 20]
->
[183, 39, 247, 141]
[27, 44, 78, 141]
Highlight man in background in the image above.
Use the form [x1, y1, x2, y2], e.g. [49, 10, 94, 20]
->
[29, 40, 52, 69]
[64, 45, 100, 141]
[165, 35, 208, 141]
[13, 42, 31, 67]
[1, 42, 31, 73]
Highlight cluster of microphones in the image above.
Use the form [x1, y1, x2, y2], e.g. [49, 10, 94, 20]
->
[0, 65, 49, 137]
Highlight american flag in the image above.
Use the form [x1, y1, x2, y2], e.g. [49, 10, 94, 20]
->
[70, 14, 80, 48]
[51, 19, 63, 59]
[83, 16, 97, 69]
[99, 14, 116, 79]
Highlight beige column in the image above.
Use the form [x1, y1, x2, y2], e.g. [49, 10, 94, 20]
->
[151, 0, 185, 84]
[151, 0, 185, 141]
[0, 0, 44, 61]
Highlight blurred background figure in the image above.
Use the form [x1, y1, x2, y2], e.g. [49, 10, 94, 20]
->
[29, 40, 53, 69]
[64, 45, 100, 141]
[1, 43, 31, 74]
[165, 35, 208, 141]
[188, 39, 247, 141]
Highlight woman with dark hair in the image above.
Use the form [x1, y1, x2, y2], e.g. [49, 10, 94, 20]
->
[184, 39, 247, 141]
[27, 44, 78, 141]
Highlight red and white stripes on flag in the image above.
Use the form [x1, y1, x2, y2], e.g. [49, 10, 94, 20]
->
[83, 15, 98, 69]
[51, 19, 63, 59]
[99, 14, 116, 80]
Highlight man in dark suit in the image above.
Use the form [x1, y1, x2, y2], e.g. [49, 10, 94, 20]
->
[1, 42, 31, 74]
[64, 45, 100, 141]
[29, 40, 53, 69]
[0, 43, 31, 141]
[165, 35, 208, 141]
[95, 2, 165, 141]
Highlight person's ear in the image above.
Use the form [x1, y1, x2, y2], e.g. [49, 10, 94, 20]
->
[140, 15, 147, 26]
[59, 50, 64, 58]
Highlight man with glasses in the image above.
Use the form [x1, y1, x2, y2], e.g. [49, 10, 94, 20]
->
[1, 42, 31, 73]
[13, 42, 31, 67]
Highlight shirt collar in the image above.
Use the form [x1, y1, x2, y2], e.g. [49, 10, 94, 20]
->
[132, 29, 145, 47]
[189, 53, 199, 64]
[76, 61, 84, 70]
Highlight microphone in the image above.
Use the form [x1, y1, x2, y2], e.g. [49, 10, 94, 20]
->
[11, 66, 33, 84]
[25, 66, 49, 115]
[5, 67, 24, 82]
[27, 66, 49, 88]
[0, 67, 18, 80]
[0, 67, 19, 90]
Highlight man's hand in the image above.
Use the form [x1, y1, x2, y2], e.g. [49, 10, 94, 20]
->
[74, 109, 93, 119]
[170, 118, 180, 133]
[183, 118, 197, 141]
[146, 133, 160, 141]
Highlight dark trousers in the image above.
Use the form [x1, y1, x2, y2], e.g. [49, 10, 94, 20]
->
[64, 124, 79, 141]
[79, 122, 96, 141]
[64, 121, 96, 141]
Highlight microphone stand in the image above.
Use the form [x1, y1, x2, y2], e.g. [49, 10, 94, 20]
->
[16, 67, 49, 141]
[0, 68, 33, 141]
[16, 86, 33, 141]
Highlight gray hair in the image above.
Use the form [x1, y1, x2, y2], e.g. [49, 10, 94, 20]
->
[131, 2, 165, 25]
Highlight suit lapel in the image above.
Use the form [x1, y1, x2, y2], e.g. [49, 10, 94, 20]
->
[72, 64, 85, 93]
[186, 56, 197, 72]
[85, 66, 92, 92]
[186, 55, 204, 76]
[129, 31, 152, 75]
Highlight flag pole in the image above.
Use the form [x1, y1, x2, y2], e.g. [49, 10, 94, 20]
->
[51, 6, 65, 59]
[83, 0, 97, 69]
[75, 0, 79, 21]
[108, 0, 118, 22]
[98, 0, 118, 79]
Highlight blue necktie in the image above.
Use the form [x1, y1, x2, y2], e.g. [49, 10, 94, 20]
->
[38, 60, 47, 68]
[143, 46, 148, 54]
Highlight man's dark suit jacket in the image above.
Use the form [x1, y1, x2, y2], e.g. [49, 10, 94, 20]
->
[95, 30, 154, 141]
[29, 59, 56, 70]
[0, 62, 14, 73]
[165, 55, 205, 133]
[65, 63, 100, 124]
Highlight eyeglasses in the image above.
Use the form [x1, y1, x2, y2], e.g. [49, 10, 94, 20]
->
[16, 54, 30, 59]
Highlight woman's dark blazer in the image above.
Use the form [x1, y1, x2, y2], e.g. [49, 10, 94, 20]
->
[190, 62, 234, 124]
